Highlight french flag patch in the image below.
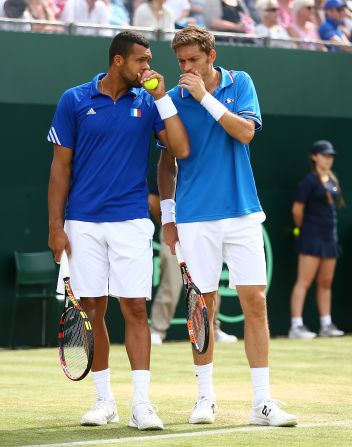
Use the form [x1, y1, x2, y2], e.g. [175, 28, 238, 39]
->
[131, 108, 142, 117]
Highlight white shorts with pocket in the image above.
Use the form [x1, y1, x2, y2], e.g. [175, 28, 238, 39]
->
[177, 212, 267, 293]
[57, 219, 155, 299]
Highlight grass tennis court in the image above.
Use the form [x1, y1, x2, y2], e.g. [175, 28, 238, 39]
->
[1, 337, 351, 447]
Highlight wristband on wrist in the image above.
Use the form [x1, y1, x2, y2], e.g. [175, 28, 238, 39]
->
[200, 92, 228, 121]
[155, 95, 178, 120]
[160, 199, 176, 225]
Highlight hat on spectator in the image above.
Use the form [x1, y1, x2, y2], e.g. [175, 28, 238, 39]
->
[293, 0, 315, 13]
[3, 0, 27, 18]
[324, 0, 346, 9]
[311, 140, 336, 155]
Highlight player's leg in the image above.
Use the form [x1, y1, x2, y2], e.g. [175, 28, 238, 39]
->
[150, 227, 183, 344]
[120, 297, 150, 371]
[289, 254, 320, 339]
[60, 220, 117, 426]
[214, 292, 238, 343]
[316, 258, 343, 336]
[224, 212, 297, 427]
[107, 219, 163, 430]
[178, 221, 223, 424]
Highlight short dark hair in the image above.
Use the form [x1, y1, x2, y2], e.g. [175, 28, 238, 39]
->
[109, 31, 149, 66]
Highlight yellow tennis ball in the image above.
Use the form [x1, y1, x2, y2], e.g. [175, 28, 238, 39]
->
[293, 227, 300, 237]
[143, 78, 159, 90]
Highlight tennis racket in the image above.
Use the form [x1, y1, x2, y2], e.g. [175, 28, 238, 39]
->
[58, 251, 94, 381]
[175, 242, 209, 355]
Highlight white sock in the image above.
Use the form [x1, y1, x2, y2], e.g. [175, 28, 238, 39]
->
[132, 370, 150, 404]
[250, 367, 270, 406]
[195, 363, 215, 400]
[291, 317, 303, 328]
[91, 368, 114, 401]
[320, 315, 332, 327]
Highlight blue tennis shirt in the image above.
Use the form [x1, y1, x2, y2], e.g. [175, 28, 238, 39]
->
[47, 73, 164, 222]
[168, 67, 263, 223]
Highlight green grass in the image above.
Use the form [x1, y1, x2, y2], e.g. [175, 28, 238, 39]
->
[1, 337, 352, 447]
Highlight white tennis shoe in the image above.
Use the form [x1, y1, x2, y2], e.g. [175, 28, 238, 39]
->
[81, 397, 119, 426]
[128, 401, 164, 430]
[151, 332, 163, 345]
[319, 323, 344, 337]
[215, 329, 238, 343]
[189, 396, 216, 424]
[288, 325, 317, 339]
[249, 399, 298, 427]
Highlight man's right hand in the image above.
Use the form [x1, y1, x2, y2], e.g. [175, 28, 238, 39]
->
[48, 227, 71, 262]
[162, 222, 179, 255]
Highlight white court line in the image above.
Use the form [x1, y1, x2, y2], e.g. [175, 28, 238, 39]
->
[21, 420, 352, 447]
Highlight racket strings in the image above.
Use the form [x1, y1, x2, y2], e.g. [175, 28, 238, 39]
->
[62, 308, 91, 378]
[188, 289, 206, 352]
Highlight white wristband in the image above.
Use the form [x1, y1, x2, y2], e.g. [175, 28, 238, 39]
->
[200, 92, 228, 121]
[155, 95, 178, 120]
[160, 199, 176, 225]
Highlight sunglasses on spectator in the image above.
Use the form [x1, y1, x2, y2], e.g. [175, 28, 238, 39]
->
[305, 6, 315, 10]
[336, 6, 345, 11]
[265, 7, 279, 12]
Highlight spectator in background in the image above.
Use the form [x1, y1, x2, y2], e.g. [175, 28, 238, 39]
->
[60, 0, 112, 36]
[344, 1, 352, 35]
[245, 0, 262, 23]
[289, 140, 345, 339]
[48, 0, 65, 18]
[255, 0, 293, 47]
[165, 0, 196, 27]
[313, 0, 325, 26]
[189, 0, 205, 26]
[133, 0, 175, 39]
[109, 0, 130, 26]
[148, 180, 238, 345]
[289, 0, 325, 50]
[277, 0, 294, 29]
[318, 0, 352, 51]
[27, 0, 58, 32]
[204, 0, 256, 35]
[0, 0, 31, 30]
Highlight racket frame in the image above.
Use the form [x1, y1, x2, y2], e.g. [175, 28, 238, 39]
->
[58, 251, 94, 381]
[175, 242, 210, 355]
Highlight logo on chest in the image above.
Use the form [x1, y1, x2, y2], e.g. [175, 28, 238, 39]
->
[131, 108, 142, 118]
[86, 108, 96, 115]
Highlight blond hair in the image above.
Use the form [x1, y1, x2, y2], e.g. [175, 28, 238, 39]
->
[171, 25, 215, 55]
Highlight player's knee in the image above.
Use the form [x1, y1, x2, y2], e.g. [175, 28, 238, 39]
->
[244, 291, 267, 321]
[122, 299, 148, 325]
[317, 276, 334, 289]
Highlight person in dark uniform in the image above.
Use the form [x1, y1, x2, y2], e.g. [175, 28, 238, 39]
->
[288, 140, 345, 339]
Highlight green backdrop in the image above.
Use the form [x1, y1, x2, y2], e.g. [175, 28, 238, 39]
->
[1, 31, 351, 346]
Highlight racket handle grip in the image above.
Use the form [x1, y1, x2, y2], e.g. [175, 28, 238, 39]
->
[175, 241, 185, 264]
[60, 250, 70, 279]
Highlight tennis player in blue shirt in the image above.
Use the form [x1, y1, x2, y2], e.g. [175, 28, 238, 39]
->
[158, 25, 297, 427]
[48, 31, 189, 430]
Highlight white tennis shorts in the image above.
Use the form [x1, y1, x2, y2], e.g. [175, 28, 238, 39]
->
[177, 212, 267, 293]
[57, 219, 155, 299]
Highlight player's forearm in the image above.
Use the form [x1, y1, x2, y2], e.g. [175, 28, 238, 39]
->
[163, 116, 190, 159]
[292, 202, 304, 228]
[157, 153, 177, 200]
[218, 113, 255, 144]
[199, 92, 255, 144]
[48, 161, 71, 230]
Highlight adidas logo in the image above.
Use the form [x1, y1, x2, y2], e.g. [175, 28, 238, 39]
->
[86, 108, 96, 115]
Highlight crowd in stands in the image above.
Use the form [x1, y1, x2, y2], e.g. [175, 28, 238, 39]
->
[0, 0, 351, 51]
